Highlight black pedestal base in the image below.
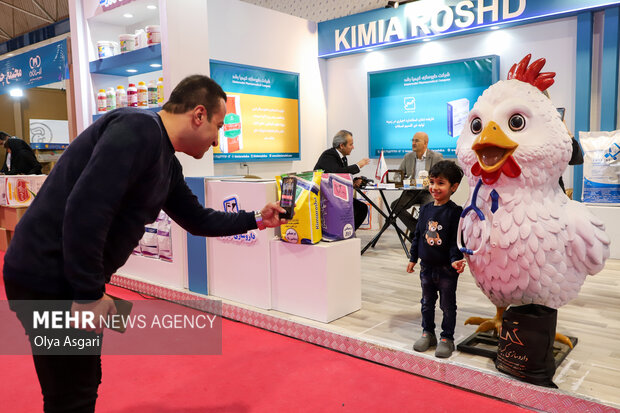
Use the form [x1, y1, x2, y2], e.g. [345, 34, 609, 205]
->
[456, 331, 578, 368]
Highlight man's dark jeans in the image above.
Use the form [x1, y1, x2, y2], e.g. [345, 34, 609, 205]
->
[4, 278, 102, 413]
[419, 264, 459, 340]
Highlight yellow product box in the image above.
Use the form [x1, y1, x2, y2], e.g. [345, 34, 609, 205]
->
[1, 175, 47, 206]
[276, 171, 322, 244]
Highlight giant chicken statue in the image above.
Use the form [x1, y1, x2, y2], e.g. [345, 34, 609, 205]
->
[456, 54, 610, 346]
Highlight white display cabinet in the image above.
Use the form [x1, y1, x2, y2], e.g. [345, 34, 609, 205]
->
[270, 238, 362, 323]
[70, 0, 167, 131]
[116, 219, 188, 290]
[205, 179, 278, 309]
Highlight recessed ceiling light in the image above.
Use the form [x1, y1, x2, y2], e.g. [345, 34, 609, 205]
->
[147, 5, 157, 10]
[7, 53, 14, 57]
[490, 25, 500, 30]
[150, 63, 162, 68]
[422, 38, 431, 42]
[123, 13, 133, 18]
[127, 69, 138, 73]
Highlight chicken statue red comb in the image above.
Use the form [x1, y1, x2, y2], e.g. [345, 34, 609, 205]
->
[507, 54, 555, 92]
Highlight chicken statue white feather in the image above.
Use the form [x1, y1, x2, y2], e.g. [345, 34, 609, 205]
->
[456, 54, 610, 320]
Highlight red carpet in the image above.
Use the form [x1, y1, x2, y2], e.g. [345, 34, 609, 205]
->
[0, 252, 532, 412]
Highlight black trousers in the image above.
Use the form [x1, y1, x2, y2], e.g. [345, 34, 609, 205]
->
[4, 279, 102, 413]
[390, 190, 433, 233]
[353, 198, 368, 230]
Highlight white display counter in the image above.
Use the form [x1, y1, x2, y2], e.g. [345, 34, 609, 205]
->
[205, 179, 277, 309]
[270, 238, 362, 323]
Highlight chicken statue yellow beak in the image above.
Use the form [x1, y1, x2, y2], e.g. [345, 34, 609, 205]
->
[472, 121, 519, 173]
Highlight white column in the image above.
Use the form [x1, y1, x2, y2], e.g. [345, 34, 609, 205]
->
[160, 0, 214, 177]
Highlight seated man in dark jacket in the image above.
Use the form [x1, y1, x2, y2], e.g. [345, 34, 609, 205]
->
[0, 132, 42, 174]
[314, 130, 370, 230]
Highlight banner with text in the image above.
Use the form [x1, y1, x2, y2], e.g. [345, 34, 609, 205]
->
[368, 55, 498, 158]
[209, 61, 300, 162]
[0, 39, 68, 95]
[318, 0, 620, 57]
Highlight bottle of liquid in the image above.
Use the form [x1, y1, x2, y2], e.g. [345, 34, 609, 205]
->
[97, 89, 107, 114]
[148, 80, 158, 108]
[116, 85, 127, 108]
[106, 87, 116, 112]
[127, 83, 138, 107]
[157, 77, 164, 106]
[137, 81, 148, 108]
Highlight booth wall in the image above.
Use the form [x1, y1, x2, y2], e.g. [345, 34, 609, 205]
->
[207, 0, 327, 179]
[21, 88, 68, 142]
[325, 17, 578, 204]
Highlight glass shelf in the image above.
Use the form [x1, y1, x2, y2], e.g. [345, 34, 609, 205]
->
[89, 44, 162, 76]
[92, 106, 161, 122]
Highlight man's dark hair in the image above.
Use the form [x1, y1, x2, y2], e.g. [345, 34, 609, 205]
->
[429, 160, 464, 186]
[162, 75, 227, 120]
[0, 131, 11, 141]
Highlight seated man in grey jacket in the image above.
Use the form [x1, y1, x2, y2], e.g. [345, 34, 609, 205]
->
[391, 131, 443, 234]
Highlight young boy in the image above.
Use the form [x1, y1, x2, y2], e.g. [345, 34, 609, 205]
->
[406, 160, 466, 358]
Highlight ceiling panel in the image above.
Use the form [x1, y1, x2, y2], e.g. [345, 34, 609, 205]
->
[0, 0, 380, 45]
[240, 0, 385, 22]
[0, 0, 69, 40]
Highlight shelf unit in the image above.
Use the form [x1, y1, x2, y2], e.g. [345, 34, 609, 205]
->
[84, 0, 163, 123]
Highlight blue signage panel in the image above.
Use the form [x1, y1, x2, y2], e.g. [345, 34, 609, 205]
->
[318, 0, 620, 57]
[209, 61, 300, 163]
[368, 55, 498, 158]
[0, 39, 68, 95]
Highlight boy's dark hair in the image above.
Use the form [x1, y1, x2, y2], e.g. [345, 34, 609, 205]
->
[0, 131, 11, 141]
[162, 75, 227, 120]
[429, 160, 464, 185]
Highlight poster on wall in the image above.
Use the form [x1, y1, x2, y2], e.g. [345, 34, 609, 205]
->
[368, 55, 499, 158]
[29, 119, 70, 149]
[209, 61, 300, 162]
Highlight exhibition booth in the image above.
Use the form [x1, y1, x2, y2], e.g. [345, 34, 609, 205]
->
[66, 0, 620, 411]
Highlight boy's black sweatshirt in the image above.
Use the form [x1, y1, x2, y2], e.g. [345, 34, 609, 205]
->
[409, 200, 463, 266]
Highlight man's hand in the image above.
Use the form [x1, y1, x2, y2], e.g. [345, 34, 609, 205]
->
[452, 259, 466, 274]
[357, 158, 370, 168]
[71, 294, 117, 334]
[406, 261, 416, 273]
[260, 202, 288, 227]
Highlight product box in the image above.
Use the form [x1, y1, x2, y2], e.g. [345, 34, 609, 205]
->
[0, 227, 12, 251]
[0, 175, 47, 206]
[320, 173, 355, 241]
[277, 171, 322, 244]
[0, 206, 27, 231]
[581, 130, 620, 203]
[447, 98, 470, 137]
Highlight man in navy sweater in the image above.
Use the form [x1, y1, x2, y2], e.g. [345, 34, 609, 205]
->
[3, 75, 286, 412]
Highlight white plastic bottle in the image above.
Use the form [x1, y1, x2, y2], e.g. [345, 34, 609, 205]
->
[97, 89, 107, 113]
[127, 83, 138, 107]
[106, 87, 116, 112]
[116, 85, 127, 108]
[137, 81, 148, 108]
[157, 77, 164, 106]
[148, 80, 158, 108]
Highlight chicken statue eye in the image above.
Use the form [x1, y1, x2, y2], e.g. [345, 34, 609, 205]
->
[508, 114, 526, 131]
[470, 117, 483, 134]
